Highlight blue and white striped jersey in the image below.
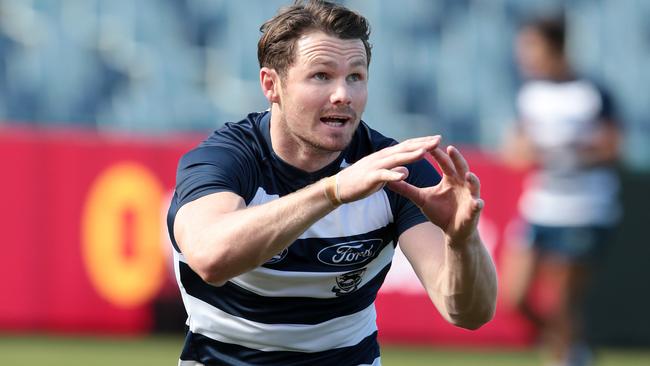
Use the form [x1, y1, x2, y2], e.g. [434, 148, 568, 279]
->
[167, 111, 441, 365]
[516, 78, 620, 226]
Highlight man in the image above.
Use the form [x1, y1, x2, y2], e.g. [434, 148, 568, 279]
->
[501, 16, 621, 366]
[168, 1, 497, 365]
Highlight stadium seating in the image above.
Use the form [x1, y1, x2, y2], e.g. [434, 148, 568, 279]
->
[0, 0, 648, 168]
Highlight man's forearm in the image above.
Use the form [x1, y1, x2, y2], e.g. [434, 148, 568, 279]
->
[438, 232, 497, 329]
[187, 179, 336, 285]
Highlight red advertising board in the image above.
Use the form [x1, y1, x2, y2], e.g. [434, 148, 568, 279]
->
[0, 127, 197, 333]
[0, 126, 535, 345]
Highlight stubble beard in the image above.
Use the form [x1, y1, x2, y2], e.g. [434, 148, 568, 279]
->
[281, 114, 355, 155]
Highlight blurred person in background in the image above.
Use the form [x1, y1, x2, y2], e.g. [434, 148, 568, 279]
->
[501, 15, 622, 366]
[167, 0, 497, 365]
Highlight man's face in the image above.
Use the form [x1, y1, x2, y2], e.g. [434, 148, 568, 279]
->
[515, 28, 559, 79]
[275, 31, 368, 153]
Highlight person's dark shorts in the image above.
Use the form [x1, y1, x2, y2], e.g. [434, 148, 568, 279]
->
[525, 224, 615, 261]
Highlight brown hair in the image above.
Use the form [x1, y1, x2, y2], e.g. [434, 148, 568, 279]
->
[257, 0, 372, 77]
[521, 15, 566, 56]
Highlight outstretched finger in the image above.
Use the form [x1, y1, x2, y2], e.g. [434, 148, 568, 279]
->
[376, 168, 408, 183]
[402, 135, 442, 147]
[377, 136, 441, 158]
[391, 166, 410, 179]
[378, 148, 427, 169]
[430, 147, 458, 178]
[466, 172, 481, 198]
[448, 146, 469, 178]
[471, 198, 485, 216]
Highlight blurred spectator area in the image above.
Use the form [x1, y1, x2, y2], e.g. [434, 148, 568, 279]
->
[1, 0, 649, 169]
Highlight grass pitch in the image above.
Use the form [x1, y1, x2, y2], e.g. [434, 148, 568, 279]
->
[0, 334, 648, 365]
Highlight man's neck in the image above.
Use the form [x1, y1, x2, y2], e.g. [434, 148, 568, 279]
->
[548, 59, 573, 81]
[269, 107, 341, 173]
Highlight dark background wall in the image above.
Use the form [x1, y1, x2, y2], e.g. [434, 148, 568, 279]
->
[588, 169, 650, 347]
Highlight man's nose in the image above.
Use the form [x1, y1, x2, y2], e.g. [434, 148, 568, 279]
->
[330, 81, 352, 105]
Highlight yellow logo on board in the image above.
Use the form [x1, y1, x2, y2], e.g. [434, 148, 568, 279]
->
[81, 162, 166, 308]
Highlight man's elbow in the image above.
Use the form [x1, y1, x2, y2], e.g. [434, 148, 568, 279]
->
[187, 250, 233, 287]
[447, 303, 496, 330]
[197, 269, 228, 287]
[190, 245, 265, 286]
[450, 314, 492, 330]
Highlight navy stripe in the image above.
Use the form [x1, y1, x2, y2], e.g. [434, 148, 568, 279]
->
[263, 224, 397, 272]
[179, 261, 391, 325]
[180, 330, 380, 366]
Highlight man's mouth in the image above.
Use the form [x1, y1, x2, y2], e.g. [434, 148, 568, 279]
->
[320, 115, 351, 127]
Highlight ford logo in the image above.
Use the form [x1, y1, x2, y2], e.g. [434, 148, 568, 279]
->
[317, 239, 382, 266]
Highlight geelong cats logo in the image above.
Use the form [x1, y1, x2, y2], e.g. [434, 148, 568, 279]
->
[332, 268, 367, 296]
[265, 248, 288, 264]
[317, 239, 382, 266]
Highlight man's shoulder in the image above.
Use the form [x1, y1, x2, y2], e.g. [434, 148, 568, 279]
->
[180, 111, 268, 167]
[200, 111, 266, 148]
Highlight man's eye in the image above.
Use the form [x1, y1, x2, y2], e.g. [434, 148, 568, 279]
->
[348, 73, 363, 82]
[314, 72, 329, 80]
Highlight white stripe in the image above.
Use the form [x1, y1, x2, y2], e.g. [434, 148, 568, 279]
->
[186, 298, 377, 352]
[230, 243, 395, 298]
[248, 186, 279, 206]
[178, 361, 203, 366]
[360, 357, 382, 366]
[520, 169, 620, 226]
[248, 187, 394, 239]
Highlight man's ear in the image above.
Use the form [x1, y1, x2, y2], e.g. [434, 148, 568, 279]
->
[260, 67, 281, 103]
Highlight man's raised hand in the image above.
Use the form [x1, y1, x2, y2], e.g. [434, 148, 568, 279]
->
[335, 136, 441, 204]
[387, 144, 484, 247]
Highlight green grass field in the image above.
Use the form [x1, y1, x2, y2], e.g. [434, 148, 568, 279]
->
[1, 334, 648, 366]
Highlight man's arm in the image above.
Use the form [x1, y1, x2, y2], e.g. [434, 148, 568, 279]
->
[174, 185, 335, 286]
[399, 223, 497, 330]
[174, 136, 442, 286]
[386, 146, 497, 330]
[577, 120, 621, 167]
